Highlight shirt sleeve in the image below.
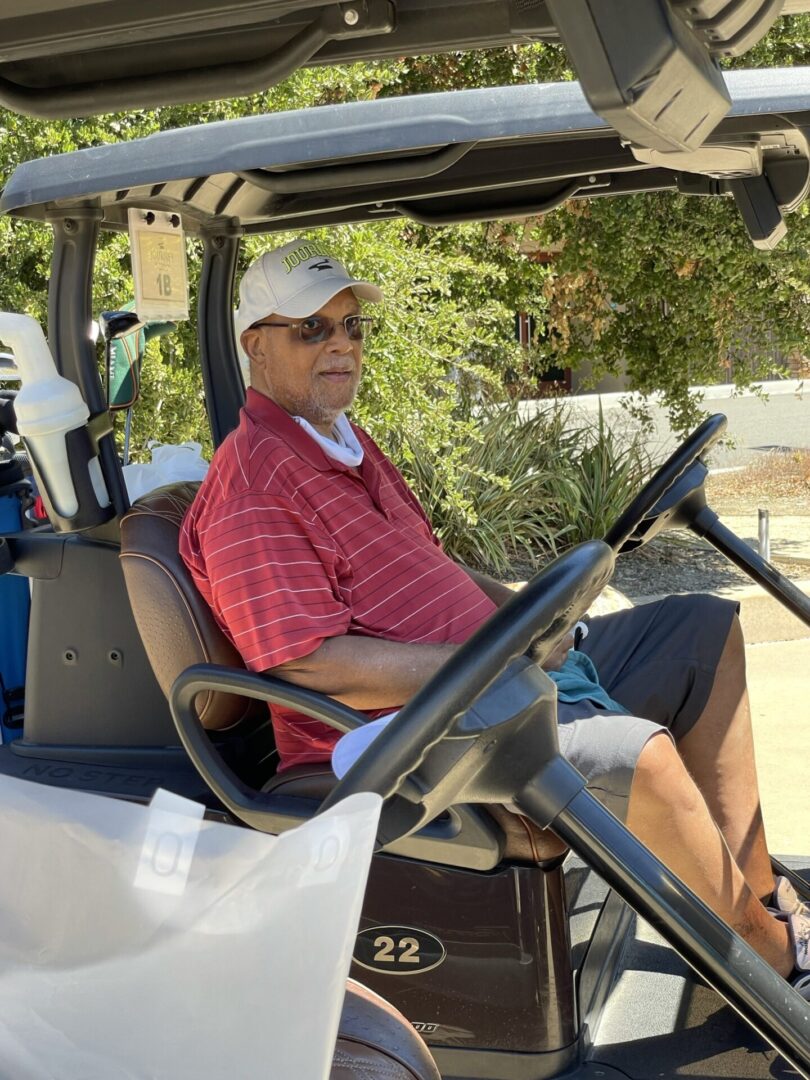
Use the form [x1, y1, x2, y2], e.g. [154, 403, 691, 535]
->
[196, 490, 351, 671]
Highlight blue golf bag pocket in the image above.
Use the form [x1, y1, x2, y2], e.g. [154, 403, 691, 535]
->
[0, 488, 28, 741]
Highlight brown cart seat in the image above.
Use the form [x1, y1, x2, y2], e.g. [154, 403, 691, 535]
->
[333, 980, 440, 1079]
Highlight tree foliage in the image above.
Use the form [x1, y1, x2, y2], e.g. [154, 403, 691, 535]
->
[534, 190, 810, 431]
[371, 18, 810, 433]
[0, 58, 553, 481]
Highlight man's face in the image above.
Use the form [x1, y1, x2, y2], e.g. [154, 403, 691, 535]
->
[241, 287, 363, 436]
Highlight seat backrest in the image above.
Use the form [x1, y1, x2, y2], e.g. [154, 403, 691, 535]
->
[119, 481, 254, 730]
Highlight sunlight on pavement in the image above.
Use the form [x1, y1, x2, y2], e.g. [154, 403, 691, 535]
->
[747, 639, 810, 856]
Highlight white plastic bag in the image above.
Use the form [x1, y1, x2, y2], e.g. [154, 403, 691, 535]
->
[0, 776, 381, 1080]
[122, 441, 209, 502]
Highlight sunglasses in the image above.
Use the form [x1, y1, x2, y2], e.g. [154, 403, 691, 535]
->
[251, 314, 373, 344]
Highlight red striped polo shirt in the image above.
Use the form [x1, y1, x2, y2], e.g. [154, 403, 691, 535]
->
[180, 388, 496, 769]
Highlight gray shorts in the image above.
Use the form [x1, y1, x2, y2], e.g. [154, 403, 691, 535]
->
[556, 593, 739, 821]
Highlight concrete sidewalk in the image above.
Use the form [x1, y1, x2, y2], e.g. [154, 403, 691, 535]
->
[747, 637, 809, 856]
[719, 578, 810, 645]
[613, 577, 808, 853]
[552, 535, 810, 852]
[713, 518, 810, 853]
[643, 512, 810, 851]
[719, 514, 810, 570]
[691, 570, 810, 856]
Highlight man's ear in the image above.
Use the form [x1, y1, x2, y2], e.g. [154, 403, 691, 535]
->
[240, 328, 265, 366]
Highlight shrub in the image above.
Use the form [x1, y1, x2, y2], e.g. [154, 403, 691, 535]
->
[391, 403, 574, 574]
[390, 401, 654, 576]
[550, 406, 654, 546]
[126, 338, 213, 461]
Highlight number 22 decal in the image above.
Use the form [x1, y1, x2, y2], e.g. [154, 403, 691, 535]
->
[354, 925, 446, 975]
[373, 935, 420, 964]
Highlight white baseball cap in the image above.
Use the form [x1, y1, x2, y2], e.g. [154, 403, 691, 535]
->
[235, 239, 382, 348]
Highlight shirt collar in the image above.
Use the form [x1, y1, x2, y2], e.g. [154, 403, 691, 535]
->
[294, 413, 364, 467]
[243, 387, 356, 473]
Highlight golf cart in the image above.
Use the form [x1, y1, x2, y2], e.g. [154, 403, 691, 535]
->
[1, 57, 810, 1077]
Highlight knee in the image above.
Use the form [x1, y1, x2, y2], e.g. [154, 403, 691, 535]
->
[632, 733, 701, 816]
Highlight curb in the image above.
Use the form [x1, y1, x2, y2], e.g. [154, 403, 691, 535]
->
[772, 553, 810, 567]
[521, 378, 807, 416]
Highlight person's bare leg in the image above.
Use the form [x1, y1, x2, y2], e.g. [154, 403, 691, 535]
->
[626, 732, 792, 975]
[676, 614, 774, 900]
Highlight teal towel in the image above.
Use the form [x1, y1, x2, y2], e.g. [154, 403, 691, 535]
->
[548, 649, 628, 714]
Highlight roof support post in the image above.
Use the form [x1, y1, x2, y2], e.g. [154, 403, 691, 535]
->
[199, 226, 244, 448]
[46, 208, 129, 524]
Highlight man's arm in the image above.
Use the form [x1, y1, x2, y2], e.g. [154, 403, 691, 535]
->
[270, 563, 505, 709]
[458, 564, 515, 606]
[270, 636, 458, 710]
[271, 565, 571, 709]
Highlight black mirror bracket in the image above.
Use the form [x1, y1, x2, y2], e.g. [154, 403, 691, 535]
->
[730, 173, 787, 250]
[546, 0, 730, 153]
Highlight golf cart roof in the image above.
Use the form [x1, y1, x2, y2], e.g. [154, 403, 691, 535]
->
[3, 67, 810, 249]
[1, 1, 809, 156]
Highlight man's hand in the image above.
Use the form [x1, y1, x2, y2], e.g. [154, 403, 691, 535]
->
[530, 632, 574, 672]
[458, 564, 575, 672]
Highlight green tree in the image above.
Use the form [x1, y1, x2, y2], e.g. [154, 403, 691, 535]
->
[530, 14, 810, 431]
[0, 55, 555, 478]
[533, 190, 810, 432]
[0, 63, 398, 457]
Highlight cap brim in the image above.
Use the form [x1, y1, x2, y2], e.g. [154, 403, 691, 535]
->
[275, 276, 382, 318]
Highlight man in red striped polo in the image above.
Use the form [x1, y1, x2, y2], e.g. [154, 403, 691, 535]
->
[179, 238, 809, 989]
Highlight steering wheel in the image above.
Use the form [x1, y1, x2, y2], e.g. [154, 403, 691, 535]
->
[320, 539, 614, 815]
[604, 413, 727, 553]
